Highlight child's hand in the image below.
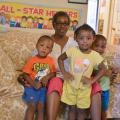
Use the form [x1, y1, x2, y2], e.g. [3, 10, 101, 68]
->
[34, 82, 42, 89]
[63, 71, 74, 81]
[41, 76, 48, 87]
[81, 76, 91, 85]
[17, 73, 29, 86]
[105, 69, 113, 77]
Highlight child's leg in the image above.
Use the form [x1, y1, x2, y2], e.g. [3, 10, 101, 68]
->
[68, 105, 77, 120]
[77, 108, 89, 120]
[91, 92, 101, 120]
[101, 111, 107, 120]
[37, 87, 47, 120]
[23, 87, 39, 120]
[37, 102, 45, 120]
[101, 90, 109, 120]
[24, 103, 36, 120]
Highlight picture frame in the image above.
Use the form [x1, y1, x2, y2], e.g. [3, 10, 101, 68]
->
[68, 0, 88, 4]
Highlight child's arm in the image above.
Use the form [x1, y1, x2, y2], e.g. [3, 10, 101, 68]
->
[91, 62, 106, 84]
[81, 62, 106, 85]
[23, 73, 42, 89]
[105, 69, 113, 78]
[58, 52, 74, 80]
[41, 72, 56, 87]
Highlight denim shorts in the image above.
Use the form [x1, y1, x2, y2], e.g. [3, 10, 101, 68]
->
[101, 90, 109, 111]
[23, 87, 47, 104]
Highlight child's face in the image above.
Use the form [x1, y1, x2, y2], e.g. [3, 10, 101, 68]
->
[37, 39, 53, 57]
[73, 21, 78, 26]
[75, 30, 94, 53]
[22, 17, 27, 22]
[38, 19, 43, 23]
[92, 40, 106, 55]
[16, 17, 21, 22]
[43, 19, 48, 25]
[27, 18, 33, 23]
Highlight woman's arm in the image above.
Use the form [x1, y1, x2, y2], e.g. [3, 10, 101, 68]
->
[58, 52, 68, 74]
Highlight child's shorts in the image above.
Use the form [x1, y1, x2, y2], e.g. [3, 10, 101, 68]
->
[101, 90, 109, 111]
[23, 87, 47, 104]
[61, 82, 91, 109]
[47, 77, 63, 96]
[91, 82, 101, 96]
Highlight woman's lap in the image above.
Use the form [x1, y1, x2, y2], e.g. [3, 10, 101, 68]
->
[47, 77, 63, 96]
[91, 82, 101, 96]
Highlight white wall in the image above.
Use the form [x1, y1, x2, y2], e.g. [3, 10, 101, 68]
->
[87, 0, 99, 31]
[98, 0, 111, 38]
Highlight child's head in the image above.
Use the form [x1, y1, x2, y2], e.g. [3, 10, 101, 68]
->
[36, 35, 53, 57]
[72, 20, 78, 26]
[38, 17, 44, 24]
[74, 24, 96, 53]
[92, 34, 107, 55]
[21, 16, 27, 21]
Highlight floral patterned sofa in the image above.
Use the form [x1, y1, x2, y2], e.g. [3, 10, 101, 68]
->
[0, 28, 119, 119]
[0, 28, 74, 120]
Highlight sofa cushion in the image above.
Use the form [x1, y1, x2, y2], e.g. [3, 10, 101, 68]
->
[0, 45, 26, 120]
[0, 29, 56, 70]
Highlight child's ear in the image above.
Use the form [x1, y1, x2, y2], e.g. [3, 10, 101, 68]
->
[93, 35, 96, 41]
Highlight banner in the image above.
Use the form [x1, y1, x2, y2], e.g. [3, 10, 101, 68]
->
[0, 2, 79, 31]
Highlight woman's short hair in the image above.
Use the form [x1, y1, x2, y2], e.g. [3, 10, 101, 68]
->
[52, 11, 70, 27]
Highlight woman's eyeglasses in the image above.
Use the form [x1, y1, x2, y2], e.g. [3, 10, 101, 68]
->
[55, 22, 69, 26]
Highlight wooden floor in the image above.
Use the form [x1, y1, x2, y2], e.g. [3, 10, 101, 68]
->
[68, 118, 120, 120]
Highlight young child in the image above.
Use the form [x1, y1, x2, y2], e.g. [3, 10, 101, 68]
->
[92, 34, 111, 120]
[58, 24, 106, 120]
[21, 35, 56, 120]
